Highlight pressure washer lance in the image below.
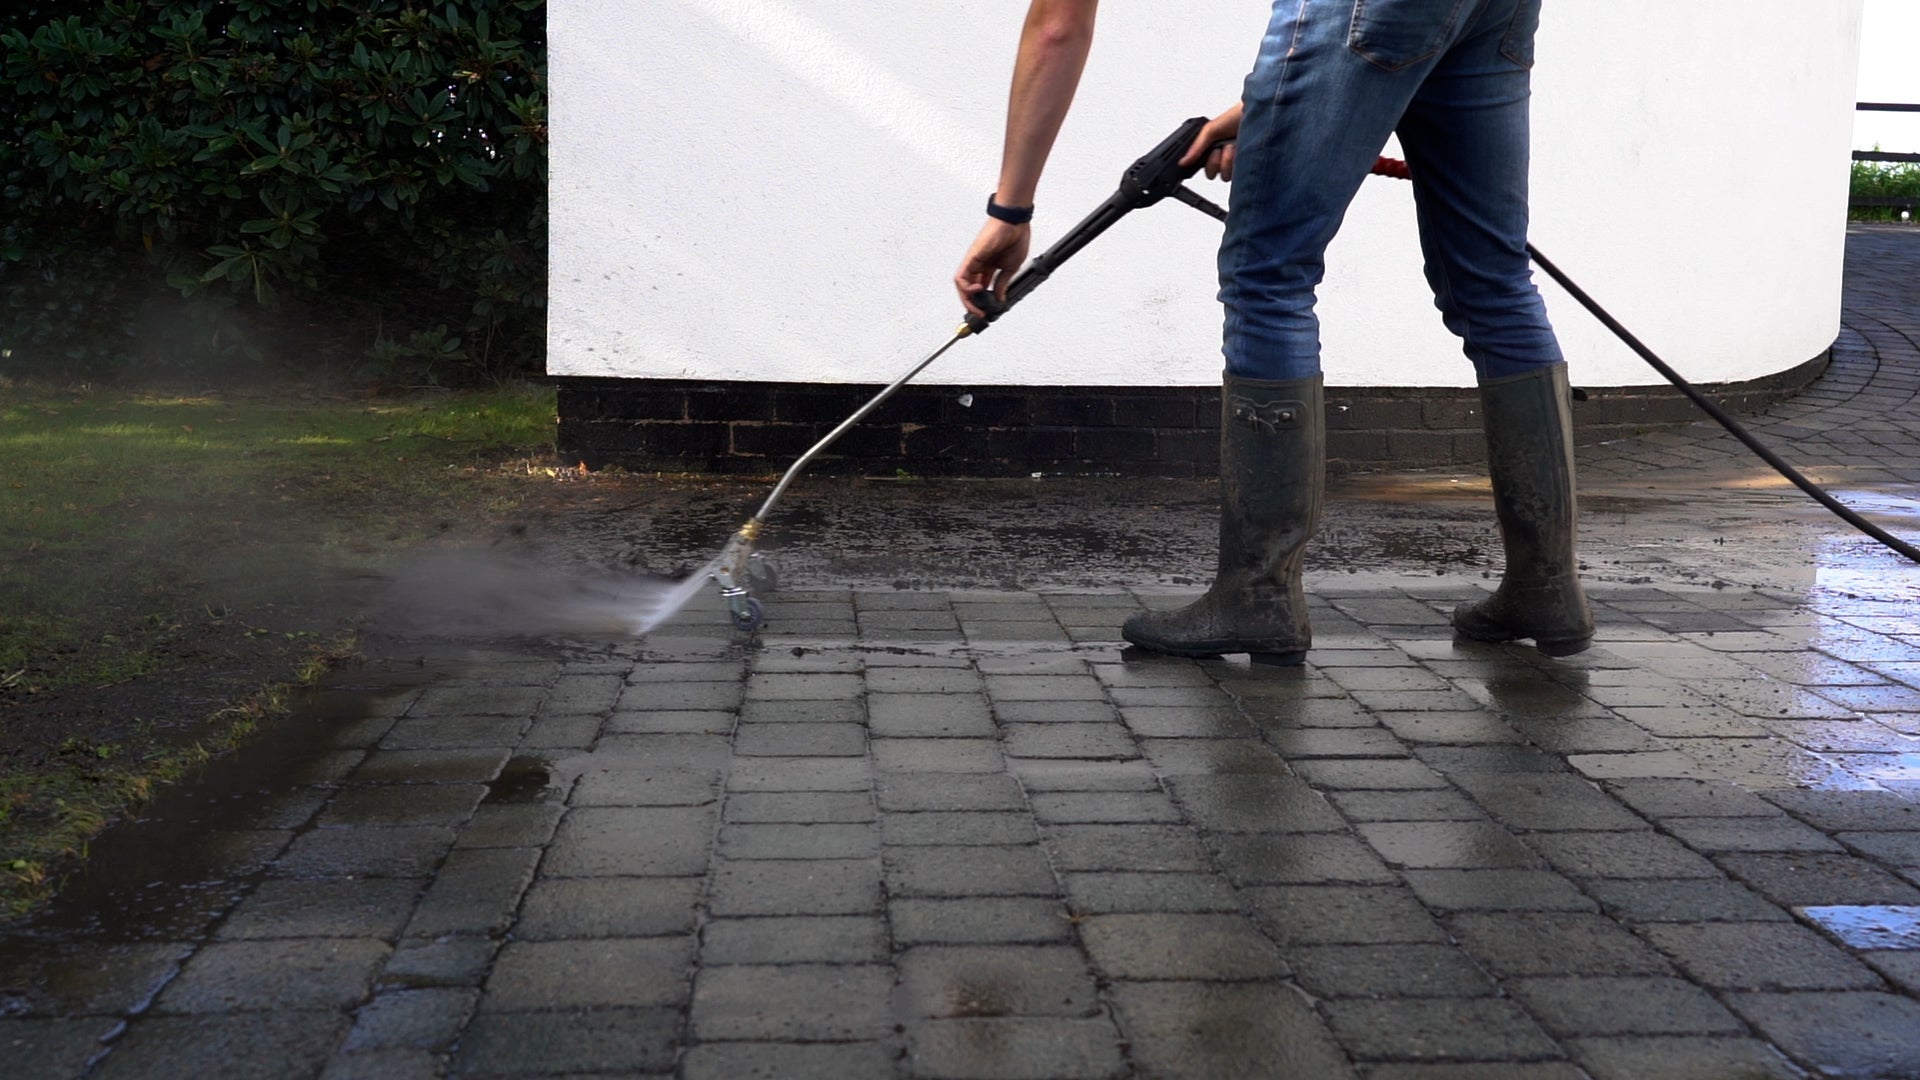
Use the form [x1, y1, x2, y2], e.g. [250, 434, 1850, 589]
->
[706, 117, 1233, 632]
[699, 123, 1917, 634]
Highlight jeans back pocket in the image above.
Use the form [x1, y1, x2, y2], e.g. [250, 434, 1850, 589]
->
[1499, 0, 1541, 69]
[1347, 0, 1472, 72]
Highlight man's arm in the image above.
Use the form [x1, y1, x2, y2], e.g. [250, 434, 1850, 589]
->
[953, 0, 1099, 316]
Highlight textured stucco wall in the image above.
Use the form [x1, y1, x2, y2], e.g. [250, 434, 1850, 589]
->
[552, 1, 1865, 389]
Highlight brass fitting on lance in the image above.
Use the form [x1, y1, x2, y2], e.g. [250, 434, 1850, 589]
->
[737, 520, 764, 542]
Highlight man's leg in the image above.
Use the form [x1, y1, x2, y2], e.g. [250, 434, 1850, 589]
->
[1395, 0, 1593, 655]
[1125, 0, 1470, 662]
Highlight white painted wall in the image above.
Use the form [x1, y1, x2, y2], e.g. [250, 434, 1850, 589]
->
[1856, 0, 1920, 153]
[552, 1, 1864, 389]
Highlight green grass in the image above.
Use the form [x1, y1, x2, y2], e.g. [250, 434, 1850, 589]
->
[0, 380, 558, 914]
[1850, 159, 1920, 222]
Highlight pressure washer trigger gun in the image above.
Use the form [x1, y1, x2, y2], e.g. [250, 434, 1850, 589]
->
[962, 114, 1227, 336]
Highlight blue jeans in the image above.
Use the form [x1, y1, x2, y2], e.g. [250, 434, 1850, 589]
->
[1221, 0, 1561, 382]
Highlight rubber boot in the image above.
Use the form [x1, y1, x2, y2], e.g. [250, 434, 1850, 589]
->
[1452, 362, 1594, 656]
[1123, 373, 1324, 665]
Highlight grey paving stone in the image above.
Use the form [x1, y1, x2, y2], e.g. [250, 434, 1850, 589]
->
[484, 938, 693, 1009]
[728, 757, 873, 792]
[1664, 815, 1845, 853]
[320, 784, 488, 831]
[272, 826, 456, 879]
[993, 700, 1122, 725]
[1449, 912, 1672, 977]
[897, 945, 1100, 1017]
[746, 672, 864, 700]
[1417, 745, 1570, 775]
[1003, 723, 1140, 759]
[1213, 833, 1398, 886]
[455, 802, 564, 850]
[1010, 760, 1161, 791]
[1328, 789, 1488, 822]
[904, 1017, 1124, 1080]
[617, 680, 743, 711]
[877, 772, 1025, 810]
[1323, 998, 1560, 1063]
[682, 1041, 896, 1080]
[1450, 771, 1651, 832]
[1079, 913, 1289, 980]
[738, 699, 866, 725]
[0, 1017, 117, 1078]
[1245, 885, 1449, 945]
[217, 878, 421, 940]
[708, 858, 881, 915]
[320, 1047, 442, 1080]
[450, 1007, 678, 1075]
[0, 942, 193, 1015]
[514, 876, 702, 939]
[883, 811, 1038, 846]
[544, 806, 716, 876]
[379, 716, 527, 751]
[411, 684, 546, 718]
[1044, 825, 1212, 872]
[1361, 1066, 1588, 1080]
[1565, 1036, 1804, 1080]
[1379, 711, 1529, 745]
[1266, 726, 1410, 758]
[1142, 738, 1293, 775]
[404, 846, 541, 937]
[700, 916, 889, 964]
[1586, 878, 1793, 923]
[1165, 774, 1346, 832]
[719, 822, 880, 859]
[1290, 943, 1497, 998]
[1402, 869, 1598, 912]
[342, 987, 477, 1052]
[725, 791, 875, 823]
[1840, 830, 1920, 866]
[1717, 852, 1920, 906]
[1527, 832, 1722, 880]
[156, 939, 390, 1013]
[591, 732, 732, 767]
[1028, 791, 1181, 823]
[1359, 821, 1543, 869]
[1762, 789, 1920, 831]
[1866, 951, 1920, 996]
[891, 898, 1073, 944]
[873, 738, 1005, 773]
[92, 1012, 350, 1080]
[378, 937, 498, 990]
[733, 722, 867, 757]
[1292, 759, 1451, 790]
[869, 694, 996, 737]
[605, 707, 734, 734]
[692, 964, 894, 1040]
[1641, 922, 1883, 990]
[628, 660, 744, 684]
[1062, 872, 1241, 914]
[1109, 981, 1357, 1079]
[1507, 977, 1745, 1037]
[570, 766, 722, 806]
[887, 845, 1057, 896]
[1117, 705, 1259, 740]
[984, 675, 1107, 701]
[868, 669, 987, 697]
[1091, 660, 1215, 688]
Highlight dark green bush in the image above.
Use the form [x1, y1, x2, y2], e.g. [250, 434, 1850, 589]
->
[1, 0, 546, 381]
[1850, 159, 1920, 223]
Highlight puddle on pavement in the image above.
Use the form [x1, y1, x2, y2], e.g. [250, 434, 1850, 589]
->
[484, 756, 557, 804]
[1798, 905, 1920, 950]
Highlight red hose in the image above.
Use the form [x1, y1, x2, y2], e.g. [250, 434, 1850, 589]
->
[1372, 156, 1411, 180]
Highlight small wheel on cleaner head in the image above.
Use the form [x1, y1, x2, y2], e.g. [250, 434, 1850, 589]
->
[746, 555, 779, 595]
[729, 596, 766, 633]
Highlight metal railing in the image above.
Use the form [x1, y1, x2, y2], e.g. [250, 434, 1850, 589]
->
[1853, 102, 1920, 214]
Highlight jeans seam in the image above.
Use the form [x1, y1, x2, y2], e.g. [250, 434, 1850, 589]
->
[1223, 0, 1313, 372]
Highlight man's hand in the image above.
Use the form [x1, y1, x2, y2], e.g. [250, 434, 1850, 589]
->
[1180, 102, 1243, 181]
[954, 218, 1032, 317]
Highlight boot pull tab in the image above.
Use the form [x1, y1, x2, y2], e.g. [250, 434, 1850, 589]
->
[1230, 396, 1305, 434]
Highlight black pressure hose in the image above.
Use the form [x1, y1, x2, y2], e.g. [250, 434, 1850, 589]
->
[1363, 156, 1920, 565]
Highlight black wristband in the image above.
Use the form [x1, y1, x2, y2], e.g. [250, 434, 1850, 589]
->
[985, 196, 1034, 225]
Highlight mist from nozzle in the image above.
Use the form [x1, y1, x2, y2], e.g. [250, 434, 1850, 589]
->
[372, 548, 721, 640]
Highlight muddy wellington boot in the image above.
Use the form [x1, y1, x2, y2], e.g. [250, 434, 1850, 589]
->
[1123, 373, 1324, 665]
[1452, 362, 1594, 656]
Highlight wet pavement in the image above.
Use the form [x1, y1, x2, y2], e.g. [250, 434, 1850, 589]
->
[5, 225, 1920, 1079]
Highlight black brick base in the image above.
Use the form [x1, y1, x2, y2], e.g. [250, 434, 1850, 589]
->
[555, 350, 1828, 477]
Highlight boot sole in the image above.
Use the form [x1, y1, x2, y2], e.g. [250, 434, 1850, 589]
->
[1452, 625, 1592, 658]
[1123, 634, 1306, 666]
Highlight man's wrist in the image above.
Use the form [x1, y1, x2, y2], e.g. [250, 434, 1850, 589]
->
[985, 195, 1034, 225]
